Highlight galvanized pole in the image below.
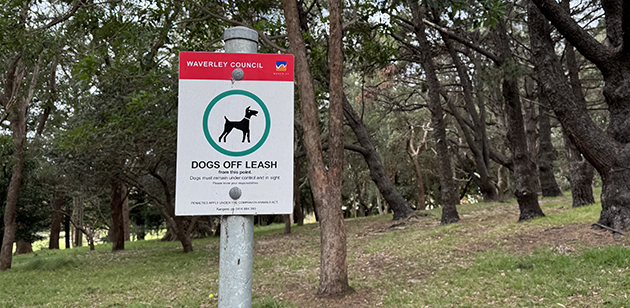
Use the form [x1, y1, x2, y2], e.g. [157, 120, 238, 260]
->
[218, 26, 257, 308]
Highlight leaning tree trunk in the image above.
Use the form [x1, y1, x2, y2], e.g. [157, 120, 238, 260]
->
[442, 35, 498, 202]
[529, 0, 630, 230]
[492, 22, 544, 221]
[478, 32, 543, 220]
[144, 170, 193, 252]
[411, 3, 459, 224]
[537, 90, 562, 197]
[342, 96, 415, 220]
[561, 12, 594, 207]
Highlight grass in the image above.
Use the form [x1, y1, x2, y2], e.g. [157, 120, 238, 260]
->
[1, 190, 629, 307]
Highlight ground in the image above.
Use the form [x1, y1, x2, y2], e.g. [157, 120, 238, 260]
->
[1, 191, 629, 307]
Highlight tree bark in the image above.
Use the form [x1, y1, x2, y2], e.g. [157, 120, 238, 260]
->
[109, 178, 125, 251]
[493, 22, 544, 221]
[522, 77, 541, 194]
[282, 0, 352, 296]
[293, 156, 304, 226]
[537, 90, 562, 197]
[442, 35, 498, 202]
[0, 57, 39, 271]
[14, 240, 32, 255]
[64, 212, 71, 249]
[406, 127, 427, 209]
[49, 184, 65, 249]
[411, 3, 459, 224]
[139, 169, 193, 252]
[342, 96, 415, 219]
[563, 132, 595, 207]
[560, 4, 595, 207]
[529, 0, 630, 229]
[122, 184, 130, 241]
[74, 226, 83, 247]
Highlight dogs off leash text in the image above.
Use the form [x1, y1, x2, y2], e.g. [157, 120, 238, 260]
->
[218, 106, 259, 143]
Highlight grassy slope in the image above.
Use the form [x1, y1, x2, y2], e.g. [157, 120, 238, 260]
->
[1, 191, 629, 307]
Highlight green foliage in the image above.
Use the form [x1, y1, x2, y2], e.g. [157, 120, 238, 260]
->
[478, 0, 508, 28]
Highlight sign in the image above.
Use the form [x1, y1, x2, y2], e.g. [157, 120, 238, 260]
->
[176, 52, 294, 216]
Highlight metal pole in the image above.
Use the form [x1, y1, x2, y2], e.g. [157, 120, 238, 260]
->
[218, 26, 257, 308]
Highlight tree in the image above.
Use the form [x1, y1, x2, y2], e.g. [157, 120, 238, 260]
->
[408, 2, 460, 224]
[441, 34, 499, 202]
[529, 0, 630, 230]
[419, 0, 545, 221]
[558, 0, 595, 208]
[281, 0, 353, 297]
[537, 89, 562, 197]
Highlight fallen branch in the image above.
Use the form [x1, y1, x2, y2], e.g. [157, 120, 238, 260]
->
[591, 223, 625, 236]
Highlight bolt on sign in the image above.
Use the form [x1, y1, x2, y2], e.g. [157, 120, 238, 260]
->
[176, 52, 294, 216]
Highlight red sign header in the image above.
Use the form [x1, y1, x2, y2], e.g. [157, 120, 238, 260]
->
[179, 52, 294, 82]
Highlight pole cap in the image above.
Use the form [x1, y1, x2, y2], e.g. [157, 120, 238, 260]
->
[224, 26, 258, 43]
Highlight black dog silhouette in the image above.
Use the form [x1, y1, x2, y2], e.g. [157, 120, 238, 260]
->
[218, 106, 259, 143]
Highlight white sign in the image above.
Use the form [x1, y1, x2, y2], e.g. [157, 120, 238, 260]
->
[176, 52, 294, 215]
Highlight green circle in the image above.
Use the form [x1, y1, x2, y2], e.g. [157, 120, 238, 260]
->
[202, 89, 270, 157]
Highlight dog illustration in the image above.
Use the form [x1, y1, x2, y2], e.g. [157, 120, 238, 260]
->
[218, 106, 259, 143]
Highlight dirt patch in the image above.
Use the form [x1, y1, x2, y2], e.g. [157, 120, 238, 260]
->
[281, 286, 376, 308]
[502, 223, 621, 254]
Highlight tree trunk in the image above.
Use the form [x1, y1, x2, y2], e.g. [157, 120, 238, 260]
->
[529, 0, 630, 229]
[342, 96, 415, 219]
[173, 216, 193, 252]
[74, 227, 83, 247]
[561, 8, 595, 207]
[293, 156, 304, 226]
[0, 103, 26, 271]
[109, 178, 125, 251]
[523, 78, 542, 195]
[282, 0, 352, 296]
[49, 184, 65, 249]
[0, 58, 39, 271]
[64, 213, 71, 249]
[14, 240, 32, 255]
[563, 132, 595, 207]
[494, 22, 544, 221]
[406, 132, 426, 210]
[122, 184, 130, 241]
[284, 215, 291, 234]
[537, 90, 562, 197]
[442, 35, 498, 202]
[313, 183, 350, 296]
[411, 3, 459, 224]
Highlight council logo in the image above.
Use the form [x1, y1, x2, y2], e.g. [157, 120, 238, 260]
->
[202, 89, 270, 157]
[276, 61, 287, 72]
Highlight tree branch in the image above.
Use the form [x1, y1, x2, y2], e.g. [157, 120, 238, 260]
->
[530, 0, 611, 72]
[422, 19, 501, 65]
[35, 0, 87, 32]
